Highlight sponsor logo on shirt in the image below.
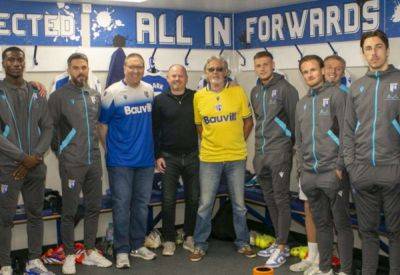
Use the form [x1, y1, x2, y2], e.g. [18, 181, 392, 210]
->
[124, 103, 152, 115]
[203, 112, 237, 124]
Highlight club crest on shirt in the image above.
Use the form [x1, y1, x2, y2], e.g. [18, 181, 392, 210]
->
[68, 179, 76, 189]
[386, 83, 400, 100]
[215, 103, 223, 111]
[320, 98, 330, 116]
[144, 91, 150, 98]
[269, 89, 278, 104]
[90, 96, 97, 104]
[1, 184, 8, 194]
[32, 93, 38, 100]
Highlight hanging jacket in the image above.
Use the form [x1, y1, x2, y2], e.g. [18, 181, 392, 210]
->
[295, 82, 347, 174]
[106, 47, 126, 89]
[343, 65, 400, 167]
[0, 80, 52, 167]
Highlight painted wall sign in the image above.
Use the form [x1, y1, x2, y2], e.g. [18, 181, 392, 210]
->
[0, 0, 81, 46]
[234, 0, 397, 49]
[90, 5, 233, 49]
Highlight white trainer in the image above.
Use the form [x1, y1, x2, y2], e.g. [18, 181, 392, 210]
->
[290, 259, 313, 272]
[82, 250, 112, 268]
[25, 258, 54, 275]
[116, 253, 130, 269]
[62, 255, 76, 274]
[130, 247, 156, 260]
[0, 266, 13, 275]
[183, 236, 195, 252]
[162, 242, 176, 256]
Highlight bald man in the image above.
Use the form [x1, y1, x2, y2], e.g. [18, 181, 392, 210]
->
[152, 65, 199, 256]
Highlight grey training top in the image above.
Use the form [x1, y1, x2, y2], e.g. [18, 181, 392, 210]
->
[343, 65, 400, 167]
[251, 73, 299, 162]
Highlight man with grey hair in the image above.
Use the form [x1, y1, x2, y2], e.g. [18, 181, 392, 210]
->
[153, 64, 199, 256]
[189, 56, 255, 261]
[49, 53, 112, 274]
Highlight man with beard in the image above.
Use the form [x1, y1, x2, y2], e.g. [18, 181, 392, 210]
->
[152, 64, 199, 256]
[0, 47, 53, 275]
[49, 53, 112, 274]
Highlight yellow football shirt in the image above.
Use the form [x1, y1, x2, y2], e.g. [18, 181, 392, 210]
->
[194, 84, 252, 162]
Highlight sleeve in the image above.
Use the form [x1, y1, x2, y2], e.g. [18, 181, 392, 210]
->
[343, 89, 357, 167]
[33, 97, 53, 156]
[152, 96, 162, 158]
[0, 134, 25, 162]
[99, 89, 116, 125]
[283, 84, 299, 145]
[193, 93, 202, 125]
[48, 93, 61, 153]
[332, 91, 347, 170]
[294, 102, 304, 175]
[239, 87, 252, 118]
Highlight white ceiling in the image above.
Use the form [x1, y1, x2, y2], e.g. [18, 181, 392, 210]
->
[23, 0, 316, 13]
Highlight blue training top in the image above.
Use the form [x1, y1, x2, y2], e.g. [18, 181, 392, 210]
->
[99, 80, 155, 167]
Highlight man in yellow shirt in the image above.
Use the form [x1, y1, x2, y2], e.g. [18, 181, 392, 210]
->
[189, 56, 255, 261]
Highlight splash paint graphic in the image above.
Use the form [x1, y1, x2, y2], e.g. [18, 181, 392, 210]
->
[45, 3, 81, 42]
[392, 0, 400, 22]
[91, 9, 125, 39]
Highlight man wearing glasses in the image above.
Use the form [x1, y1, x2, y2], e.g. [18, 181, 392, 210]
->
[99, 53, 156, 269]
[189, 56, 255, 261]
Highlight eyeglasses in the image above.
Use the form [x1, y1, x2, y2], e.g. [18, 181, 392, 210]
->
[207, 67, 224, 73]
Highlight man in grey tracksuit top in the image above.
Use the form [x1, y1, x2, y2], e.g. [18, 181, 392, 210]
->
[296, 55, 353, 275]
[343, 30, 400, 275]
[251, 51, 298, 267]
[49, 53, 111, 273]
[0, 47, 52, 269]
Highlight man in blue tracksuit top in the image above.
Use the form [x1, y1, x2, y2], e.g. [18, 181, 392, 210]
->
[99, 53, 156, 269]
[343, 30, 400, 275]
[296, 55, 353, 275]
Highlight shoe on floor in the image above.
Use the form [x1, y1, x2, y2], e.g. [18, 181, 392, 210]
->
[25, 258, 54, 275]
[264, 249, 289, 268]
[162, 242, 176, 256]
[116, 253, 130, 269]
[82, 250, 112, 267]
[290, 259, 313, 272]
[183, 236, 195, 252]
[130, 247, 156, 260]
[189, 248, 205, 262]
[0, 266, 13, 275]
[304, 263, 321, 275]
[257, 243, 277, 257]
[237, 245, 257, 258]
[62, 255, 76, 274]
[314, 269, 333, 275]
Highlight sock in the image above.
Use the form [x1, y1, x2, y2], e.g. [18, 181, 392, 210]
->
[306, 242, 319, 262]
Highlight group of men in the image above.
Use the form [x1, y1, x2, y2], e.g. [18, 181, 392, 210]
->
[0, 28, 399, 275]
